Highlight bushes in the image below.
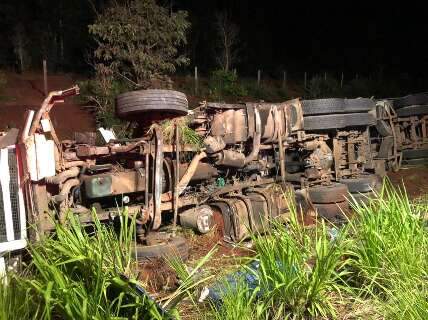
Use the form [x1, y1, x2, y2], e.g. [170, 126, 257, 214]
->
[78, 77, 131, 131]
[306, 75, 341, 98]
[208, 70, 247, 99]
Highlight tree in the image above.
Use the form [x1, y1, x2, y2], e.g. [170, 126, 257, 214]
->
[215, 11, 239, 72]
[12, 23, 29, 72]
[88, 0, 190, 88]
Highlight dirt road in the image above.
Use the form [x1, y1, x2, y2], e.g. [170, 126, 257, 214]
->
[0, 72, 95, 139]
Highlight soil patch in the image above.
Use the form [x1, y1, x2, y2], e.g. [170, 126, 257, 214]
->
[0, 72, 95, 139]
[388, 164, 428, 198]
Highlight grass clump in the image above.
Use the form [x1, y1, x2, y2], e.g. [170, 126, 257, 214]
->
[207, 199, 350, 319]
[160, 117, 203, 149]
[250, 219, 349, 319]
[346, 181, 428, 294]
[1, 210, 167, 319]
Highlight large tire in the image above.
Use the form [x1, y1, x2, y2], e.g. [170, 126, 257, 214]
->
[309, 183, 349, 204]
[401, 158, 428, 166]
[393, 93, 428, 109]
[345, 113, 376, 127]
[302, 98, 374, 116]
[344, 98, 376, 112]
[339, 174, 381, 193]
[302, 98, 345, 115]
[133, 236, 189, 261]
[396, 105, 428, 117]
[116, 89, 188, 120]
[402, 149, 428, 160]
[314, 201, 350, 220]
[304, 113, 376, 131]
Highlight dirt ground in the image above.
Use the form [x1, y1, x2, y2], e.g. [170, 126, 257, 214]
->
[0, 72, 95, 139]
[387, 164, 428, 198]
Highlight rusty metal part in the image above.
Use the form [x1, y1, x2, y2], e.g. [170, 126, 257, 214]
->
[28, 86, 80, 137]
[215, 197, 250, 242]
[244, 107, 262, 164]
[173, 124, 180, 232]
[145, 153, 150, 210]
[82, 170, 146, 197]
[110, 139, 147, 153]
[215, 150, 246, 167]
[204, 136, 226, 154]
[180, 162, 218, 181]
[211, 109, 248, 144]
[276, 106, 287, 184]
[63, 161, 86, 168]
[20, 110, 35, 143]
[176, 152, 207, 195]
[333, 130, 370, 179]
[52, 178, 80, 205]
[179, 205, 214, 234]
[76, 145, 110, 157]
[45, 167, 80, 185]
[160, 195, 200, 211]
[152, 126, 163, 230]
[208, 178, 275, 198]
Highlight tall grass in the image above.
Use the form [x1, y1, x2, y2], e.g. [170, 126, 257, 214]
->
[207, 197, 351, 319]
[1, 210, 166, 319]
[2, 179, 428, 319]
[346, 181, 428, 294]
[207, 279, 266, 320]
[208, 179, 428, 319]
[250, 218, 350, 319]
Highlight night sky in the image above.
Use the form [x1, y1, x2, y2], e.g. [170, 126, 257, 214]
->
[0, 1, 427, 90]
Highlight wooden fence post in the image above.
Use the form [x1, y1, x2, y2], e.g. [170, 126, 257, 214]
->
[282, 70, 287, 89]
[340, 72, 344, 88]
[194, 66, 198, 95]
[257, 69, 261, 87]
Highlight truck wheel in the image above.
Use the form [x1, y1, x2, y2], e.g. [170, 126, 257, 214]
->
[302, 98, 345, 115]
[396, 105, 428, 117]
[308, 183, 349, 204]
[304, 113, 375, 131]
[345, 113, 376, 127]
[133, 236, 189, 261]
[402, 149, 428, 160]
[344, 98, 375, 112]
[116, 89, 188, 121]
[314, 201, 350, 220]
[401, 158, 428, 166]
[339, 174, 382, 193]
[393, 93, 428, 109]
[304, 114, 346, 130]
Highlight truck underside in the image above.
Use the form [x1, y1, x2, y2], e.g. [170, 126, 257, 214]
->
[1, 86, 426, 260]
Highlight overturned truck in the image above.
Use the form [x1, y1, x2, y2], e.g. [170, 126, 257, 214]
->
[1, 86, 385, 261]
